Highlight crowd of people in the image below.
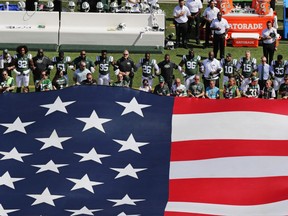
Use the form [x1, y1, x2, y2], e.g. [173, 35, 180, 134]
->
[0, 45, 288, 99]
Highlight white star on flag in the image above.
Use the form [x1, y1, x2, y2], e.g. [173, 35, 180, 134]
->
[0, 204, 19, 216]
[76, 110, 112, 133]
[65, 206, 103, 216]
[32, 160, 69, 174]
[40, 96, 76, 116]
[35, 129, 72, 150]
[0, 147, 32, 162]
[74, 148, 110, 164]
[0, 117, 35, 134]
[113, 134, 149, 154]
[116, 97, 151, 117]
[108, 194, 145, 207]
[117, 212, 140, 216]
[0, 171, 24, 189]
[27, 187, 64, 206]
[67, 174, 103, 193]
[111, 164, 147, 179]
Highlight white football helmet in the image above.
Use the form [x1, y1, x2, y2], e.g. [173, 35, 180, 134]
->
[117, 23, 126, 31]
[46, 1, 54, 11]
[139, 2, 150, 13]
[166, 41, 174, 50]
[17, 1, 26, 10]
[68, 1, 75, 12]
[110, 1, 118, 12]
[82, 1, 90, 12]
[125, 3, 131, 12]
[96, 1, 104, 12]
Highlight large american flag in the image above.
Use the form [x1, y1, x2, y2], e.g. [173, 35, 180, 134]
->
[0, 86, 288, 215]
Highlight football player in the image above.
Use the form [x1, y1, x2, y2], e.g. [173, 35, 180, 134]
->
[52, 51, 73, 85]
[136, 52, 159, 87]
[95, 50, 114, 86]
[220, 53, 238, 87]
[270, 54, 287, 97]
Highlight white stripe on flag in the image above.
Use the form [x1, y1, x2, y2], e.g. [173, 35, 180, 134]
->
[165, 200, 288, 215]
[172, 111, 288, 142]
[170, 156, 288, 179]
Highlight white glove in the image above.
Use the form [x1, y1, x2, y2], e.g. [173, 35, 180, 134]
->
[90, 67, 95, 73]
[23, 69, 31, 75]
[48, 65, 54, 70]
[181, 72, 187, 77]
[115, 69, 120, 75]
[68, 65, 74, 70]
[13, 69, 21, 76]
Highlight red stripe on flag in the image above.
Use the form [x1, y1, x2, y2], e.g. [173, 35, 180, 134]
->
[171, 140, 288, 161]
[173, 98, 288, 115]
[168, 177, 288, 205]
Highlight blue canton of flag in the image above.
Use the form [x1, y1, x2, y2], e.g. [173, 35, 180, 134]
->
[0, 86, 174, 216]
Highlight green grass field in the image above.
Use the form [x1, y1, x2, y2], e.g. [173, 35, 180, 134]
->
[3, 3, 288, 92]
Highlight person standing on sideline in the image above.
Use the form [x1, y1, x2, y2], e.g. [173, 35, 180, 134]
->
[261, 21, 278, 65]
[173, 0, 191, 49]
[186, 0, 203, 45]
[202, 0, 219, 48]
[210, 12, 229, 59]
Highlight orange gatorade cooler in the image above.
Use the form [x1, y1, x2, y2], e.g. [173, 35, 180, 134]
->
[256, 0, 271, 15]
[217, 0, 233, 15]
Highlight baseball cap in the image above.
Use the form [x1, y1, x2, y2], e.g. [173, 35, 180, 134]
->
[159, 76, 164, 83]
[251, 76, 259, 82]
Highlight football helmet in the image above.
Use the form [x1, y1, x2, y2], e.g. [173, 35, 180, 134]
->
[46, 1, 54, 11]
[125, 3, 132, 12]
[110, 1, 118, 12]
[96, 1, 104, 12]
[17, 1, 26, 11]
[117, 23, 126, 31]
[139, 2, 150, 13]
[68, 1, 75, 12]
[82, 1, 90, 12]
[166, 41, 174, 50]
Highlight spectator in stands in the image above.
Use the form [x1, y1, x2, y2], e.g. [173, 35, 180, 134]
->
[187, 74, 205, 98]
[237, 50, 257, 91]
[114, 50, 136, 88]
[270, 54, 287, 98]
[13, 45, 34, 93]
[153, 75, 170, 96]
[73, 61, 91, 85]
[201, 51, 222, 89]
[220, 53, 238, 88]
[257, 56, 270, 90]
[186, 0, 203, 45]
[52, 51, 72, 85]
[173, 0, 191, 49]
[261, 79, 276, 99]
[158, 54, 181, 90]
[136, 52, 159, 88]
[81, 73, 97, 85]
[210, 12, 229, 59]
[36, 71, 52, 92]
[243, 76, 260, 98]
[95, 50, 114, 86]
[112, 73, 129, 87]
[279, 75, 288, 99]
[72, 50, 95, 73]
[0, 70, 14, 93]
[0, 49, 14, 79]
[171, 78, 187, 97]
[202, 0, 219, 48]
[223, 76, 241, 99]
[139, 79, 152, 92]
[52, 68, 68, 90]
[179, 49, 202, 90]
[32, 49, 53, 92]
[205, 79, 220, 99]
[261, 21, 278, 65]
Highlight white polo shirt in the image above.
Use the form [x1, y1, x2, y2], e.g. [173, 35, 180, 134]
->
[262, 27, 277, 44]
[203, 6, 219, 21]
[173, 5, 190, 23]
[202, 58, 222, 78]
[186, 0, 203, 13]
[210, 17, 229, 34]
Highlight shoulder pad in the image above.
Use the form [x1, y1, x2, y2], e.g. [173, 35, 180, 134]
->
[252, 58, 256, 64]
[151, 59, 156, 64]
[65, 56, 71, 62]
[196, 55, 201, 61]
[232, 59, 237, 65]
[182, 55, 186, 61]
